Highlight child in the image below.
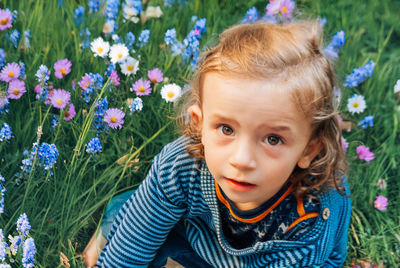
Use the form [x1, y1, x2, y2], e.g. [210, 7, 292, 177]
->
[84, 20, 351, 267]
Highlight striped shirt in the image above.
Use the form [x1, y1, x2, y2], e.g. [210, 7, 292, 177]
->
[97, 136, 351, 267]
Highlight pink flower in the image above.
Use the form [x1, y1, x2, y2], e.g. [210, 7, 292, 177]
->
[341, 136, 348, 153]
[0, 62, 21, 82]
[54, 58, 72, 79]
[280, 0, 295, 18]
[131, 78, 152, 96]
[147, 68, 164, 83]
[0, 9, 13, 31]
[7, 79, 26, 99]
[266, 0, 282, 17]
[34, 84, 43, 94]
[104, 108, 125, 129]
[356, 145, 374, 162]
[374, 195, 388, 211]
[78, 74, 91, 90]
[64, 103, 76, 121]
[49, 89, 70, 109]
[110, 70, 120, 86]
[265, 0, 295, 18]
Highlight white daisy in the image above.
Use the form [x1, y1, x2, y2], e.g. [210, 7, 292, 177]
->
[103, 20, 115, 34]
[144, 6, 163, 18]
[120, 56, 139, 76]
[123, 5, 139, 23]
[394, 79, 400, 94]
[109, 43, 129, 64]
[90, 37, 110, 58]
[347, 94, 366, 114]
[161, 83, 182, 102]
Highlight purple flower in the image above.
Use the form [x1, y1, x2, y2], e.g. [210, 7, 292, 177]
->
[374, 195, 388, 211]
[341, 136, 348, 153]
[0, 62, 21, 82]
[64, 103, 76, 121]
[131, 78, 152, 96]
[8, 79, 26, 99]
[49, 89, 70, 109]
[356, 145, 374, 162]
[280, 0, 295, 18]
[266, 0, 282, 17]
[147, 68, 163, 83]
[266, 0, 295, 18]
[109, 70, 120, 86]
[54, 58, 72, 79]
[78, 74, 91, 90]
[104, 108, 125, 129]
[0, 9, 13, 31]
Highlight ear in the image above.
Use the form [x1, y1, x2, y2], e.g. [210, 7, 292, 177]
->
[297, 139, 322, 169]
[187, 104, 203, 128]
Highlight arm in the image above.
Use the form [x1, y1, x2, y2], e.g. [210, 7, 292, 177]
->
[97, 152, 188, 267]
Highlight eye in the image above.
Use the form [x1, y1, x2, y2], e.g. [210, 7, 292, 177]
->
[218, 125, 234, 136]
[264, 135, 282, 146]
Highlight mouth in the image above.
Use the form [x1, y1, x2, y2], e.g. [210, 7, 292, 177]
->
[224, 177, 256, 192]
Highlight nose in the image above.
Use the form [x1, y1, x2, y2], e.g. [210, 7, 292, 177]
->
[228, 138, 256, 170]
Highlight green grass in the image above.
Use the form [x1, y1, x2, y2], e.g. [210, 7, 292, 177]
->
[0, 0, 399, 266]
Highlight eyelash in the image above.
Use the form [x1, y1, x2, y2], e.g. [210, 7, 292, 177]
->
[217, 124, 283, 146]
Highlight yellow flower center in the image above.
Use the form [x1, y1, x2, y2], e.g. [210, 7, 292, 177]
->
[84, 82, 90, 88]
[167, 91, 175, 99]
[152, 77, 158, 83]
[97, 47, 103, 53]
[104, 26, 109, 31]
[138, 86, 145, 92]
[0, 18, 8, 25]
[127, 65, 134, 71]
[64, 111, 70, 117]
[117, 53, 123, 59]
[8, 71, 14, 78]
[110, 116, 117, 123]
[60, 68, 66, 75]
[282, 6, 287, 13]
[56, 99, 64, 106]
[353, 102, 359, 108]
[13, 89, 19, 95]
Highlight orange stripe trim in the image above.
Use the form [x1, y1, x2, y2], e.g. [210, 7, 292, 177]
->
[214, 180, 294, 223]
[296, 196, 305, 217]
[286, 212, 319, 233]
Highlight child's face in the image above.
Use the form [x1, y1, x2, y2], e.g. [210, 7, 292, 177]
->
[189, 73, 321, 211]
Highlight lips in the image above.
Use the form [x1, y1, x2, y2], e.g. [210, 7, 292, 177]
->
[224, 177, 256, 192]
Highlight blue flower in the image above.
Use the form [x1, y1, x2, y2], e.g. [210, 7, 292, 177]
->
[80, 28, 91, 49]
[93, 98, 109, 133]
[125, 32, 135, 49]
[35, 64, 51, 85]
[323, 30, 345, 59]
[17, 213, 31, 237]
[74, 6, 85, 25]
[0, 231, 6, 261]
[37, 143, 59, 170]
[138, 29, 150, 47]
[106, 63, 116, 77]
[0, 123, 12, 142]
[164, 28, 177, 45]
[0, 175, 5, 214]
[358, 115, 374, 129]
[129, 97, 143, 113]
[242, 6, 258, 23]
[22, 237, 36, 268]
[105, 0, 120, 20]
[51, 115, 59, 130]
[0, 48, 6, 68]
[86, 137, 102, 154]
[19, 61, 26, 78]
[344, 61, 375, 88]
[88, 0, 100, 13]
[0, 97, 9, 114]
[10, 29, 20, 48]
[125, 0, 142, 13]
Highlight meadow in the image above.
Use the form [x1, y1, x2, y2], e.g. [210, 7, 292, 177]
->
[0, 0, 399, 267]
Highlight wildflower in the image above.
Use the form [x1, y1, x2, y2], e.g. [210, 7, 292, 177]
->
[344, 61, 375, 88]
[105, 0, 120, 20]
[374, 195, 388, 211]
[51, 115, 58, 130]
[0, 48, 5, 68]
[8, 234, 22, 255]
[123, 5, 139, 23]
[22, 237, 36, 268]
[356, 145, 374, 163]
[19, 61, 26, 78]
[138, 29, 150, 47]
[93, 98, 108, 132]
[37, 142, 59, 170]
[54, 58, 72, 79]
[35, 64, 50, 85]
[7, 79, 26, 99]
[125, 32, 135, 49]
[104, 108, 125, 129]
[358, 115, 374, 128]
[9, 29, 20, 48]
[323, 30, 345, 58]
[106, 63, 116, 77]
[341, 136, 348, 153]
[17, 213, 31, 237]
[50, 89, 70, 109]
[23, 29, 32, 49]
[109, 43, 129, 64]
[242, 7, 258, 23]
[280, 0, 295, 18]
[0, 96, 9, 114]
[88, 0, 100, 13]
[73, 6, 85, 25]
[144, 6, 163, 19]
[394, 79, 400, 94]
[266, 0, 295, 18]
[0, 123, 12, 142]
[0, 62, 21, 82]
[90, 37, 110, 58]
[86, 137, 102, 154]
[131, 78, 151, 96]
[161, 83, 182, 102]
[347, 94, 366, 114]
[148, 68, 163, 83]
[0, 175, 5, 214]
[103, 20, 115, 34]
[129, 97, 143, 113]
[164, 28, 177, 45]
[120, 56, 139, 76]
[79, 73, 103, 103]
[0, 9, 13, 31]
[109, 70, 120, 86]
[266, 0, 282, 17]
[377, 178, 387, 190]
[64, 103, 76, 121]
[0, 231, 6, 260]
[80, 27, 91, 49]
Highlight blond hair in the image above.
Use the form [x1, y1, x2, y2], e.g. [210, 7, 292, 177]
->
[179, 21, 348, 198]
